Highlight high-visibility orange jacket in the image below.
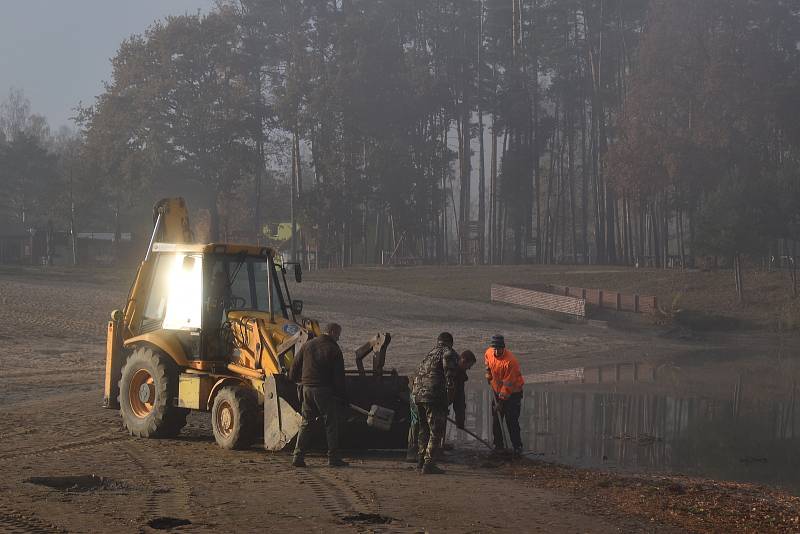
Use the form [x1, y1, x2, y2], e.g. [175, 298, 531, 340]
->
[484, 347, 524, 400]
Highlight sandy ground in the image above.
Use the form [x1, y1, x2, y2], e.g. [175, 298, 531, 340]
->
[0, 271, 778, 533]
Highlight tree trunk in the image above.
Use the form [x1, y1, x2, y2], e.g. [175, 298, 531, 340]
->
[362, 203, 368, 265]
[677, 203, 685, 269]
[441, 122, 449, 262]
[478, 109, 486, 264]
[113, 199, 123, 262]
[290, 129, 300, 262]
[734, 253, 744, 303]
[477, 4, 486, 264]
[255, 134, 264, 242]
[46, 219, 54, 266]
[489, 115, 498, 264]
[544, 130, 557, 264]
[791, 241, 797, 298]
[567, 106, 577, 264]
[208, 187, 220, 243]
[650, 202, 660, 268]
[374, 208, 383, 264]
[69, 171, 78, 265]
[532, 27, 542, 265]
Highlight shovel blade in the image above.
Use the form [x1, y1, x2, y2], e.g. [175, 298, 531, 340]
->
[366, 404, 394, 432]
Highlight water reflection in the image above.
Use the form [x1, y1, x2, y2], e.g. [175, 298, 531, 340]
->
[448, 360, 800, 494]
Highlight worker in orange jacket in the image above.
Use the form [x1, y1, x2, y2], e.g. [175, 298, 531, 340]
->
[484, 334, 524, 455]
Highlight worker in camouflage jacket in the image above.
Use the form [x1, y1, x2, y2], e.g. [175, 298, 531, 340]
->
[411, 332, 459, 474]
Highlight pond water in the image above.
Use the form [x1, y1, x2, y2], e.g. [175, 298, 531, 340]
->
[449, 356, 800, 494]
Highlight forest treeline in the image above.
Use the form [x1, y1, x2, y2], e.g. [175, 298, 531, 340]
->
[2, 0, 800, 289]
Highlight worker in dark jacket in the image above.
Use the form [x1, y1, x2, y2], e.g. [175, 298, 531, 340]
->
[411, 332, 459, 474]
[289, 322, 348, 468]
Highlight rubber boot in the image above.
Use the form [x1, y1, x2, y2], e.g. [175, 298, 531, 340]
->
[420, 461, 445, 475]
[490, 446, 508, 458]
[328, 456, 349, 467]
[291, 454, 306, 468]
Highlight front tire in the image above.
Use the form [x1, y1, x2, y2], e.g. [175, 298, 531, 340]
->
[211, 386, 258, 450]
[118, 346, 188, 438]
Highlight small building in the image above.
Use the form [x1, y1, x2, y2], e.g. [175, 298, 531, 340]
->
[0, 219, 33, 264]
[77, 232, 133, 265]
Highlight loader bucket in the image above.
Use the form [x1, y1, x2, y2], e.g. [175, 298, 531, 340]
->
[263, 374, 303, 451]
[263, 372, 410, 451]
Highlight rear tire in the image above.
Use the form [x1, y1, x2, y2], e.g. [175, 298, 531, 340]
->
[118, 346, 188, 438]
[211, 386, 258, 450]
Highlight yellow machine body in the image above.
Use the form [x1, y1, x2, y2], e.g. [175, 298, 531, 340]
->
[103, 198, 311, 411]
[104, 197, 406, 451]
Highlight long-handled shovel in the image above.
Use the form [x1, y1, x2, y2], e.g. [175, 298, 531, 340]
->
[446, 416, 493, 450]
[490, 389, 513, 449]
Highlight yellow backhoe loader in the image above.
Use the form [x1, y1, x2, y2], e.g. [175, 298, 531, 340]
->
[103, 198, 409, 450]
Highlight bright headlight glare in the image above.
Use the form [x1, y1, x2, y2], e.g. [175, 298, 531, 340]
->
[162, 253, 203, 330]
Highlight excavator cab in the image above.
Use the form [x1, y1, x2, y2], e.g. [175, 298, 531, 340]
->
[104, 198, 410, 452]
[134, 244, 288, 361]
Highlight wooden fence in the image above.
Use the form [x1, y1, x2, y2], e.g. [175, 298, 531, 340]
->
[491, 283, 658, 317]
[548, 285, 658, 314]
[491, 284, 587, 317]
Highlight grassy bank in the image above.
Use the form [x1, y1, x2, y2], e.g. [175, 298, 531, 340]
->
[2, 261, 797, 330]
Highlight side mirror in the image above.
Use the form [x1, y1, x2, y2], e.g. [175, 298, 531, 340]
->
[294, 263, 302, 283]
[291, 299, 304, 316]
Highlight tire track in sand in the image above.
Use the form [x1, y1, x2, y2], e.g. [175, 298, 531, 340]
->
[294, 467, 424, 533]
[0, 506, 65, 533]
[118, 441, 197, 532]
[0, 433, 127, 462]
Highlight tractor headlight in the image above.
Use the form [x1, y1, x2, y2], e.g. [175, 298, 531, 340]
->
[162, 253, 203, 330]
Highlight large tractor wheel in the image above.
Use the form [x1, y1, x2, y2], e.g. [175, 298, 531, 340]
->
[118, 346, 188, 438]
[211, 386, 258, 450]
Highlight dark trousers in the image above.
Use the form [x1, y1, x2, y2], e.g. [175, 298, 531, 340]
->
[492, 391, 523, 449]
[294, 386, 340, 458]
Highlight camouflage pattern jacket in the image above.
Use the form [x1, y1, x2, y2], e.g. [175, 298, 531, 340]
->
[411, 343, 459, 406]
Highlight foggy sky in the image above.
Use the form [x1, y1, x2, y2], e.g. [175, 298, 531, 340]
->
[0, 0, 215, 131]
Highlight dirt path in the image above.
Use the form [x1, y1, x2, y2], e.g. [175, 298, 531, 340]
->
[0, 273, 771, 533]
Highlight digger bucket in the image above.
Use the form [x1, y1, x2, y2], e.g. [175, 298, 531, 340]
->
[263, 372, 410, 451]
[263, 375, 303, 451]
